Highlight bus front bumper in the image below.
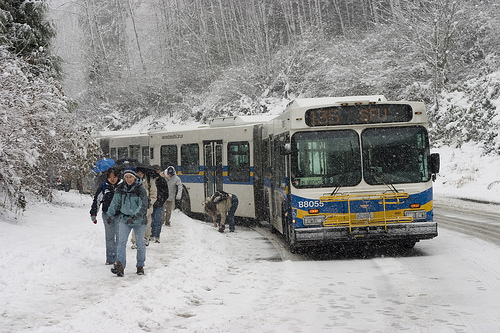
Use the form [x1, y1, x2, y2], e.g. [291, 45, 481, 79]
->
[294, 222, 438, 244]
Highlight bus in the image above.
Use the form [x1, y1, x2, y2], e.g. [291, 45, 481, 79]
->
[262, 95, 439, 251]
[97, 95, 440, 251]
[147, 116, 274, 219]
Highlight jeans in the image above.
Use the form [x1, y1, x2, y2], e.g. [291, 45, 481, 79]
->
[102, 212, 119, 264]
[116, 222, 146, 269]
[151, 206, 164, 238]
[227, 194, 239, 231]
[163, 201, 175, 224]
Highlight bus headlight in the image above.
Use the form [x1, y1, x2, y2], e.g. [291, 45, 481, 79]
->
[404, 210, 427, 220]
[303, 215, 325, 226]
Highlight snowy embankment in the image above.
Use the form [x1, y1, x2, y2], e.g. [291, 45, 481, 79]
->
[433, 143, 500, 204]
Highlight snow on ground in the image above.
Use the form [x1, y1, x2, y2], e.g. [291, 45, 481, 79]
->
[1, 144, 500, 332]
[433, 143, 500, 204]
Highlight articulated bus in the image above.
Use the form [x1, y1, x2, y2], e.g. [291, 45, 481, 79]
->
[97, 95, 440, 251]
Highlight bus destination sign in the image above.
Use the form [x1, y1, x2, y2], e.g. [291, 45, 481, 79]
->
[304, 104, 413, 126]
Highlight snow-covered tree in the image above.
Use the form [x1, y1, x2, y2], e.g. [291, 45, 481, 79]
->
[0, 0, 61, 78]
[0, 0, 101, 212]
[0, 46, 100, 211]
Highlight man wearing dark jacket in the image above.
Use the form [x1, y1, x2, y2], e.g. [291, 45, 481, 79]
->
[89, 167, 122, 265]
[151, 165, 168, 243]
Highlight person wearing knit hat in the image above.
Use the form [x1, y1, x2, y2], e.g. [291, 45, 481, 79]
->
[123, 166, 138, 179]
[107, 165, 148, 277]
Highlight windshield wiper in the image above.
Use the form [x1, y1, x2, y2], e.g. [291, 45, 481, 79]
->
[371, 167, 398, 193]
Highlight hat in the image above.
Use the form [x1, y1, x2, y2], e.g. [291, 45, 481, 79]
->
[123, 166, 138, 179]
[152, 164, 161, 171]
[165, 166, 176, 176]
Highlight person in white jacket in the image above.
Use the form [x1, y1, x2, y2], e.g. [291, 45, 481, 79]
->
[162, 166, 182, 226]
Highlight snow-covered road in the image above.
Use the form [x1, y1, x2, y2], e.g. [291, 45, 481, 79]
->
[1, 191, 500, 332]
[435, 196, 500, 247]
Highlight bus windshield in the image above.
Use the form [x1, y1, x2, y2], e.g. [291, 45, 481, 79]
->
[291, 126, 431, 189]
[291, 130, 362, 188]
[362, 126, 431, 185]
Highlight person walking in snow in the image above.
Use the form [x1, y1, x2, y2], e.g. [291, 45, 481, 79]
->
[89, 167, 122, 265]
[204, 191, 239, 233]
[150, 165, 168, 243]
[130, 166, 157, 248]
[161, 166, 183, 226]
[107, 166, 148, 277]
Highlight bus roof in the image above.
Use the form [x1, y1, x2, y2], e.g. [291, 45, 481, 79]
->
[287, 95, 387, 109]
[209, 115, 276, 127]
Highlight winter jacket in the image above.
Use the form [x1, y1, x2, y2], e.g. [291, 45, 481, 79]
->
[89, 179, 123, 216]
[141, 174, 157, 216]
[166, 172, 183, 202]
[107, 179, 148, 227]
[154, 176, 168, 208]
[208, 191, 233, 226]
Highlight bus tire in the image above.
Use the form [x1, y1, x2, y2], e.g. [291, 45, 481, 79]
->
[177, 185, 191, 216]
[281, 204, 297, 253]
[400, 239, 417, 249]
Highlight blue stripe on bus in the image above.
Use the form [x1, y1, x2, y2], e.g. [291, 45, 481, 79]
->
[291, 187, 434, 226]
[178, 174, 205, 183]
[178, 174, 255, 185]
[198, 165, 255, 172]
[291, 187, 433, 213]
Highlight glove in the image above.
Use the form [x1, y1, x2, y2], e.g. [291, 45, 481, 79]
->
[106, 216, 112, 225]
[126, 217, 134, 225]
[91, 216, 97, 224]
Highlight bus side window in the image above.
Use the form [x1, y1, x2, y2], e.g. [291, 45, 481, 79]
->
[117, 147, 128, 159]
[110, 147, 117, 161]
[161, 144, 178, 171]
[228, 141, 250, 182]
[142, 146, 149, 165]
[181, 143, 199, 174]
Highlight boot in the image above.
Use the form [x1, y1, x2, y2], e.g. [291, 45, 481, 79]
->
[112, 262, 124, 277]
[137, 267, 144, 275]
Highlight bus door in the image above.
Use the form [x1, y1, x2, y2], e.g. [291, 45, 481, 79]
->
[204, 141, 223, 199]
[271, 134, 289, 232]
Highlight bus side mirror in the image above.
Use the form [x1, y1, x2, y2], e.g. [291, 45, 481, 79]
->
[280, 143, 291, 155]
[430, 153, 440, 181]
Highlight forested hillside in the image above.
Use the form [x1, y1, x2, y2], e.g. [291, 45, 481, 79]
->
[51, 0, 500, 153]
[2, 0, 500, 210]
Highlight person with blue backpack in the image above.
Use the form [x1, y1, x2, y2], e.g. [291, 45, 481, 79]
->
[90, 167, 122, 265]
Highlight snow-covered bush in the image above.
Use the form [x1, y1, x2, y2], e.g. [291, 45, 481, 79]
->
[0, 47, 99, 212]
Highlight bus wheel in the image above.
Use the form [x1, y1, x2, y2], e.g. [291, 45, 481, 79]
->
[400, 239, 416, 249]
[178, 186, 191, 216]
[287, 224, 297, 253]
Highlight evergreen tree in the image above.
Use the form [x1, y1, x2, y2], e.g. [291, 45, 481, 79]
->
[0, 0, 61, 78]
